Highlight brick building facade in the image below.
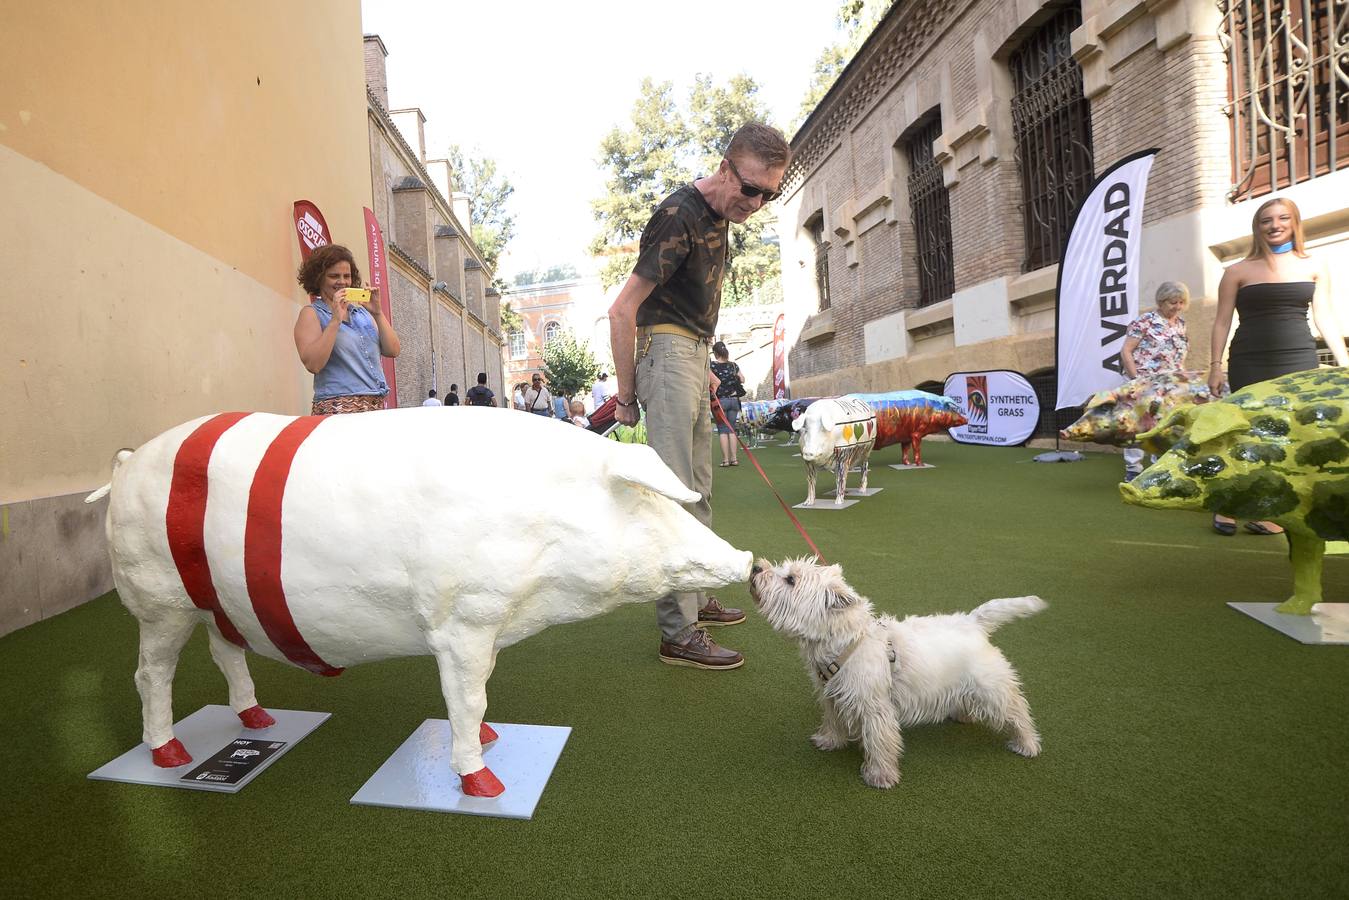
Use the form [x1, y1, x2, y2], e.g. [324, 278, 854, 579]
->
[778, 0, 1349, 424]
[501, 277, 611, 405]
[364, 35, 504, 406]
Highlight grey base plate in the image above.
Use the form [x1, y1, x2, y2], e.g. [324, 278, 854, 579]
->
[1227, 602, 1349, 644]
[350, 720, 571, 820]
[793, 498, 860, 510]
[88, 705, 329, 793]
[889, 463, 935, 471]
[845, 487, 883, 496]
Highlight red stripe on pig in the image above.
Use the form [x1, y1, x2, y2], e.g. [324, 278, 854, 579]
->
[166, 412, 254, 650]
[244, 415, 344, 676]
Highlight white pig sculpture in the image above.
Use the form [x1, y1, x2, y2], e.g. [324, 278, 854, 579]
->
[86, 408, 752, 797]
[793, 397, 878, 505]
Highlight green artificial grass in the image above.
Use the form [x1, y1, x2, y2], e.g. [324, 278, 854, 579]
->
[3, 439, 1348, 898]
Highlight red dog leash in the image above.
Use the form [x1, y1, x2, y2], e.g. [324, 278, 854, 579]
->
[711, 394, 829, 564]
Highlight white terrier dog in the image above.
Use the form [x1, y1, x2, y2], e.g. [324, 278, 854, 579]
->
[749, 557, 1045, 789]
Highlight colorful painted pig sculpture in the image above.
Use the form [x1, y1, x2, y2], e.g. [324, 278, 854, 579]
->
[793, 397, 878, 505]
[1120, 368, 1349, 614]
[1061, 370, 1224, 446]
[846, 390, 967, 465]
[739, 399, 793, 433]
[763, 398, 822, 434]
[87, 408, 752, 796]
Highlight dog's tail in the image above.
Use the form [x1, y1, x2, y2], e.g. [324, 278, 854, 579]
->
[969, 595, 1046, 633]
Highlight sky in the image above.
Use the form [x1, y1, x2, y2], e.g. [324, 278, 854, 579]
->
[360, 0, 844, 282]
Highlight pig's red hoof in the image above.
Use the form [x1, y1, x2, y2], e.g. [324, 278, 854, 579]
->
[479, 722, 499, 746]
[238, 705, 276, 729]
[152, 738, 192, 768]
[461, 767, 504, 797]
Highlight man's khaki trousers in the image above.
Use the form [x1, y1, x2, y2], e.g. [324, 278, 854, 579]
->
[636, 331, 713, 641]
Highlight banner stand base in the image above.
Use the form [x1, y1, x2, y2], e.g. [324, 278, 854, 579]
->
[1033, 451, 1085, 463]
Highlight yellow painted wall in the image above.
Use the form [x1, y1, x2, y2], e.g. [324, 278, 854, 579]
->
[0, 1, 371, 502]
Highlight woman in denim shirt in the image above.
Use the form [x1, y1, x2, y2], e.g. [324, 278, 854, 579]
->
[293, 245, 400, 414]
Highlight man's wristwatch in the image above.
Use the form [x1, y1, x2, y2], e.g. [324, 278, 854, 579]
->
[615, 396, 639, 408]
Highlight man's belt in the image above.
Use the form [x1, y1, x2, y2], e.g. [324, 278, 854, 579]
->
[638, 323, 711, 343]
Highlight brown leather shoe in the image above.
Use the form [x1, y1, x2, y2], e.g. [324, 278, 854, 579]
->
[697, 596, 745, 627]
[659, 628, 744, 670]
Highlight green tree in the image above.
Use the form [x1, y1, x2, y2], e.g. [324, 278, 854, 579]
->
[794, 0, 896, 133]
[447, 145, 515, 273]
[512, 263, 579, 288]
[499, 301, 523, 334]
[590, 75, 781, 306]
[542, 330, 602, 404]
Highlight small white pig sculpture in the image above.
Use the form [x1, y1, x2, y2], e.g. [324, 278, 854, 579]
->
[793, 398, 878, 505]
[87, 408, 752, 797]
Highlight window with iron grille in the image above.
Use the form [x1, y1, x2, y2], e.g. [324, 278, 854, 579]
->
[544, 321, 561, 345]
[808, 216, 832, 311]
[904, 113, 955, 306]
[1010, 4, 1095, 272]
[1221, 1, 1349, 202]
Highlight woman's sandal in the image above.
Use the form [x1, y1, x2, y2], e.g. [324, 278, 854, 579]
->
[719, 462, 731, 467]
[1212, 515, 1237, 536]
[1243, 521, 1283, 536]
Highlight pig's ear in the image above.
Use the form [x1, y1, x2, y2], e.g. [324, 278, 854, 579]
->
[1138, 403, 1198, 453]
[1185, 403, 1251, 445]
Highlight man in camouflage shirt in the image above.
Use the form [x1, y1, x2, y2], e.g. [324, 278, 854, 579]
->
[609, 123, 791, 670]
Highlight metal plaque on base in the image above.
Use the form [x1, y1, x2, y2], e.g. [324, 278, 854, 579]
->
[1227, 602, 1349, 644]
[88, 705, 329, 793]
[888, 463, 935, 471]
[350, 720, 571, 820]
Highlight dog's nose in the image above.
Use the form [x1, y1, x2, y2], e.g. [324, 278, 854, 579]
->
[751, 564, 761, 576]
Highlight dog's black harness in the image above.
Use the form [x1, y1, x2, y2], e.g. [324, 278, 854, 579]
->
[817, 620, 896, 684]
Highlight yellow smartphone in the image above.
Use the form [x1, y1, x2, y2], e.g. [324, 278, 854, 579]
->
[344, 288, 372, 305]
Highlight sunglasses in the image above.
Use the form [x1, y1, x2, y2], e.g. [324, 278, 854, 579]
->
[726, 157, 782, 203]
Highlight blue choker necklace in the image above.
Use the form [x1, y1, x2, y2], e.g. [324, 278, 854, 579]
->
[1272, 240, 1294, 254]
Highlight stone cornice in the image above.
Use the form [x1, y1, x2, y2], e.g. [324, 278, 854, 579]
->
[388, 240, 432, 283]
[785, 0, 962, 195]
[367, 87, 492, 275]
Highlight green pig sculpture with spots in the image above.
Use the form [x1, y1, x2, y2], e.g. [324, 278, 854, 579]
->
[1120, 367, 1349, 615]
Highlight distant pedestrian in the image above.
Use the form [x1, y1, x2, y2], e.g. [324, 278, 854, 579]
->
[445, 384, 460, 406]
[465, 372, 496, 407]
[710, 341, 746, 467]
[522, 372, 554, 417]
[422, 389, 442, 407]
[592, 372, 613, 409]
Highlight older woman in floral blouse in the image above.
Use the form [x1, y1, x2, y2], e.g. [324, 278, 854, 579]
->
[1119, 281, 1190, 480]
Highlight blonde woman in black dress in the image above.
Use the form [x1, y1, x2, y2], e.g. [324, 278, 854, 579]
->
[1208, 197, 1348, 535]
